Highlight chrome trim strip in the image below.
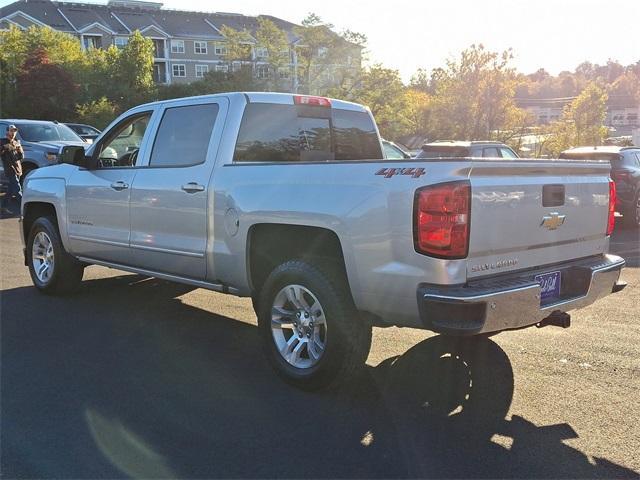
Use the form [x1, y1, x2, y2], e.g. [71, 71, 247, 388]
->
[130, 243, 205, 258]
[76, 257, 240, 295]
[69, 235, 129, 248]
[423, 283, 538, 302]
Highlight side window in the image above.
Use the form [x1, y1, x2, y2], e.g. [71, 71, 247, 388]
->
[149, 104, 219, 167]
[634, 153, 640, 167]
[0, 123, 7, 137]
[97, 113, 152, 168]
[482, 147, 500, 158]
[500, 147, 518, 159]
[234, 104, 299, 162]
[332, 110, 382, 160]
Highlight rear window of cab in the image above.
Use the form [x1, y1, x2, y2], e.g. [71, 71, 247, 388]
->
[233, 103, 382, 162]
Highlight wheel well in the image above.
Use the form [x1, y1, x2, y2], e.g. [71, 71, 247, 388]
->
[22, 161, 38, 172]
[248, 224, 348, 295]
[23, 202, 57, 240]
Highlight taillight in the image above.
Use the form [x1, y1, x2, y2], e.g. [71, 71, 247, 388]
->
[414, 181, 471, 259]
[294, 95, 331, 107]
[607, 179, 616, 236]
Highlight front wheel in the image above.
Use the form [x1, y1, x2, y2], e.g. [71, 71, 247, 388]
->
[27, 216, 84, 294]
[257, 260, 372, 390]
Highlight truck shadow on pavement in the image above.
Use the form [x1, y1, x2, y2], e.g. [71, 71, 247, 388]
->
[1, 274, 637, 479]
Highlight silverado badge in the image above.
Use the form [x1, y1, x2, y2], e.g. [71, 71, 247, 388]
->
[541, 212, 566, 230]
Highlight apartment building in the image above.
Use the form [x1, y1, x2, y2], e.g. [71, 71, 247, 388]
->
[0, 0, 361, 91]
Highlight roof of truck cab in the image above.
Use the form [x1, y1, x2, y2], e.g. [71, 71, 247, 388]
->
[134, 92, 367, 113]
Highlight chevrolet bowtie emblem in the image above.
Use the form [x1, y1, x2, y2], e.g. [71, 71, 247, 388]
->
[541, 212, 566, 230]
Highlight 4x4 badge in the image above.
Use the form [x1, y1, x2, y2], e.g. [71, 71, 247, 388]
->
[541, 212, 566, 230]
[375, 167, 426, 178]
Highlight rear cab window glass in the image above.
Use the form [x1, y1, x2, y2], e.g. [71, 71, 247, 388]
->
[150, 103, 219, 167]
[233, 103, 382, 162]
[332, 109, 381, 160]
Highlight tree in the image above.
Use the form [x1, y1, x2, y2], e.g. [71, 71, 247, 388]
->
[0, 25, 83, 116]
[255, 17, 290, 91]
[219, 25, 253, 62]
[76, 97, 118, 130]
[293, 13, 364, 95]
[115, 31, 155, 108]
[401, 89, 431, 139]
[352, 65, 407, 139]
[15, 48, 77, 120]
[425, 44, 528, 141]
[543, 82, 609, 157]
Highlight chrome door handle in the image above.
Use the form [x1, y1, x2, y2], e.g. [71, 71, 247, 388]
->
[181, 182, 205, 193]
[110, 181, 129, 191]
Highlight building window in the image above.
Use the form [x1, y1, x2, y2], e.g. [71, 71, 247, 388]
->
[194, 41, 208, 54]
[171, 40, 185, 54]
[83, 36, 102, 50]
[317, 47, 328, 58]
[195, 64, 209, 77]
[172, 64, 186, 77]
[278, 67, 290, 79]
[214, 42, 227, 56]
[256, 64, 270, 79]
[215, 64, 229, 73]
[255, 46, 268, 59]
[114, 37, 128, 49]
[152, 39, 165, 58]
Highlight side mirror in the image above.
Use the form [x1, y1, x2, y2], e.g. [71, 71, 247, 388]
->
[60, 145, 90, 168]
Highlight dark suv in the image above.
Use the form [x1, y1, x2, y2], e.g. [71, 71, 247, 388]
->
[416, 141, 519, 159]
[559, 146, 640, 227]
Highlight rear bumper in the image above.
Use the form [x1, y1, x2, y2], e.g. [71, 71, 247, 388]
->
[417, 254, 626, 335]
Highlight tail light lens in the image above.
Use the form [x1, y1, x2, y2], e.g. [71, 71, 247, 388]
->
[414, 181, 471, 258]
[607, 179, 616, 236]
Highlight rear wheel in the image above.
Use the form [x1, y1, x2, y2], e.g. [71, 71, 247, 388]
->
[27, 216, 84, 294]
[257, 260, 371, 390]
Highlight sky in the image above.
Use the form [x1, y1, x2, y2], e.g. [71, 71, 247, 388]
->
[2, 0, 639, 82]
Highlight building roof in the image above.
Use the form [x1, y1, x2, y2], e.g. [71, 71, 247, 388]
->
[0, 0, 301, 41]
[0, 0, 76, 32]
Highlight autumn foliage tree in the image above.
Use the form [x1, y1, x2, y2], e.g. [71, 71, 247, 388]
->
[16, 48, 77, 120]
[542, 82, 609, 157]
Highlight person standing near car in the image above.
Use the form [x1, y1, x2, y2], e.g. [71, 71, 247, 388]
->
[1, 125, 24, 215]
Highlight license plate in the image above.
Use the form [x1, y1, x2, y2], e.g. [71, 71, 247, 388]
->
[535, 271, 561, 302]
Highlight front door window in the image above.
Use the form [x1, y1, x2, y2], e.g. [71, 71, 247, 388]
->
[97, 113, 152, 168]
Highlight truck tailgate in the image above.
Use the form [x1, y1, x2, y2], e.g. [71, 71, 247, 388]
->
[467, 159, 612, 279]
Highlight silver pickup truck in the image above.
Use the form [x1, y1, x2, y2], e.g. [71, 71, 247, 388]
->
[19, 92, 626, 390]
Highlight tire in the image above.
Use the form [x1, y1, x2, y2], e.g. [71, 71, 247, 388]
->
[622, 192, 640, 229]
[26, 216, 84, 295]
[257, 260, 372, 391]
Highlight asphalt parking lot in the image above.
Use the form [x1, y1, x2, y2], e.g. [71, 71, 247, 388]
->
[1, 217, 638, 479]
